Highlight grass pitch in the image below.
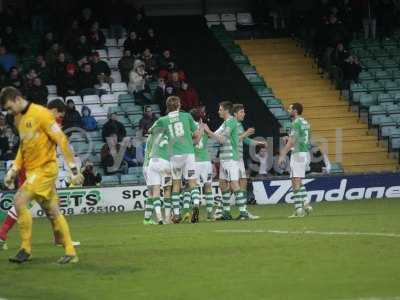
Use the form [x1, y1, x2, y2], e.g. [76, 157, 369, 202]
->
[0, 199, 399, 300]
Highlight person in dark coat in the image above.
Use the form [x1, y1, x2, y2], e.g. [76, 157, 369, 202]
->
[58, 63, 79, 97]
[26, 77, 48, 107]
[101, 112, 126, 142]
[63, 99, 82, 131]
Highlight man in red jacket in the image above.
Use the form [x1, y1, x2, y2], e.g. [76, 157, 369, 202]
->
[178, 81, 200, 112]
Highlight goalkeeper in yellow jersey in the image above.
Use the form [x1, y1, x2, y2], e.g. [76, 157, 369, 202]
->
[0, 87, 83, 264]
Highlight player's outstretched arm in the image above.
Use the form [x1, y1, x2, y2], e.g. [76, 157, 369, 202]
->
[202, 123, 225, 144]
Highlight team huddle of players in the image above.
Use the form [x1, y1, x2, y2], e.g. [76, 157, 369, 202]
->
[142, 96, 269, 224]
[0, 85, 312, 263]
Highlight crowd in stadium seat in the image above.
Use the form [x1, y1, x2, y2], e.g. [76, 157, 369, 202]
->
[0, 5, 204, 189]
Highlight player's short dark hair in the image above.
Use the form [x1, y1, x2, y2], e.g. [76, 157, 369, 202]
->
[219, 101, 233, 114]
[291, 102, 303, 115]
[0, 86, 23, 107]
[232, 103, 244, 114]
[47, 98, 66, 113]
[166, 96, 181, 112]
[190, 107, 202, 122]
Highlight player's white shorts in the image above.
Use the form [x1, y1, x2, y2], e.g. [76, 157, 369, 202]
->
[290, 152, 310, 178]
[196, 161, 213, 186]
[170, 154, 197, 180]
[219, 160, 240, 182]
[238, 159, 247, 179]
[146, 158, 172, 187]
[143, 166, 148, 184]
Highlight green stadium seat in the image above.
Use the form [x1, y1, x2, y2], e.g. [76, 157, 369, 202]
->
[367, 81, 384, 93]
[378, 93, 394, 104]
[94, 143, 104, 154]
[238, 64, 257, 74]
[359, 71, 374, 81]
[120, 174, 137, 185]
[230, 53, 250, 65]
[245, 74, 266, 87]
[102, 175, 120, 186]
[254, 86, 274, 97]
[329, 163, 344, 174]
[270, 107, 290, 120]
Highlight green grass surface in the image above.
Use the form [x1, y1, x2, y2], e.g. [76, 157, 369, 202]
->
[1, 199, 400, 300]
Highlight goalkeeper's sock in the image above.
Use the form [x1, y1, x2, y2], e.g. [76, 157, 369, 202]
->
[164, 198, 172, 220]
[172, 192, 181, 216]
[0, 207, 17, 241]
[205, 192, 214, 214]
[144, 198, 154, 221]
[183, 190, 191, 212]
[235, 190, 247, 214]
[153, 197, 162, 221]
[222, 191, 231, 212]
[16, 206, 32, 253]
[190, 187, 200, 208]
[292, 189, 304, 212]
[53, 215, 76, 256]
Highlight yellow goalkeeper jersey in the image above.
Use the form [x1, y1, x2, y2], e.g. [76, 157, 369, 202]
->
[13, 103, 75, 171]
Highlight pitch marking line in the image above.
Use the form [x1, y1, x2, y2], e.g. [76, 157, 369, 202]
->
[214, 229, 400, 238]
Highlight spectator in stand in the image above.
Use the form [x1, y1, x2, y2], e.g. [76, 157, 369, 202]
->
[63, 99, 82, 131]
[0, 46, 16, 73]
[342, 55, 362, 88]
[142, 28, 160, 53]
[78, 63, 98, 94]
[87, 21, 106, 49]
[81, 159, 102, 186]
[254, 146, 270, 179]
[178, 81, 199, 111]
[139, 106, 157, 136]
[142, 48, 158, 78]
[128, 59, 152, 105]
[2, 26, 18, 53]
[118, 49, 135, 83]
[361, 0, 378, 40]
[169, 71, 182, 90]
[1, 126, 18, 160]
[80, 8, 94, 32]
[58, 63, 79, 97]
[108, 0, 126, 39]
[308, 144, 331, 174]
[123, 31, 142, 56]
[23, 68, 39, 91]
[101, 133, 124, 175]
[158, 49, 175, 71]
[273, 154, 290, 176]
[40, 31, 56, 54]
[31, 54, 51, 84]
[73, 35, 92, 61]
[45, 42, 62, 66]
[123, 137, 140, 167]
[0, 114, 8, 159]
[152, 77, 168, 114]
[102, 112, 126, 142]
[90, 51, 112, 84]
[64, 19, 82, 52]
[53, 52, 69, 83]
[4, 67, 23, 89]
[130, 13, 148, 36]
[26, 77, 48, 107]
[331, 42, 348, 68]
[81, 105, 98, 131]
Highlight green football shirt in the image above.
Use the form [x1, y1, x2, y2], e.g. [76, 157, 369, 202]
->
[290, 117, 311, 153]
[194, 122, 210, 162]
[216, 117, 239, 161]
[150, 111, 197, 156]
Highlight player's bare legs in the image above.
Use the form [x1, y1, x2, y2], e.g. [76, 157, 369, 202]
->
[163, 185, 172, 224]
